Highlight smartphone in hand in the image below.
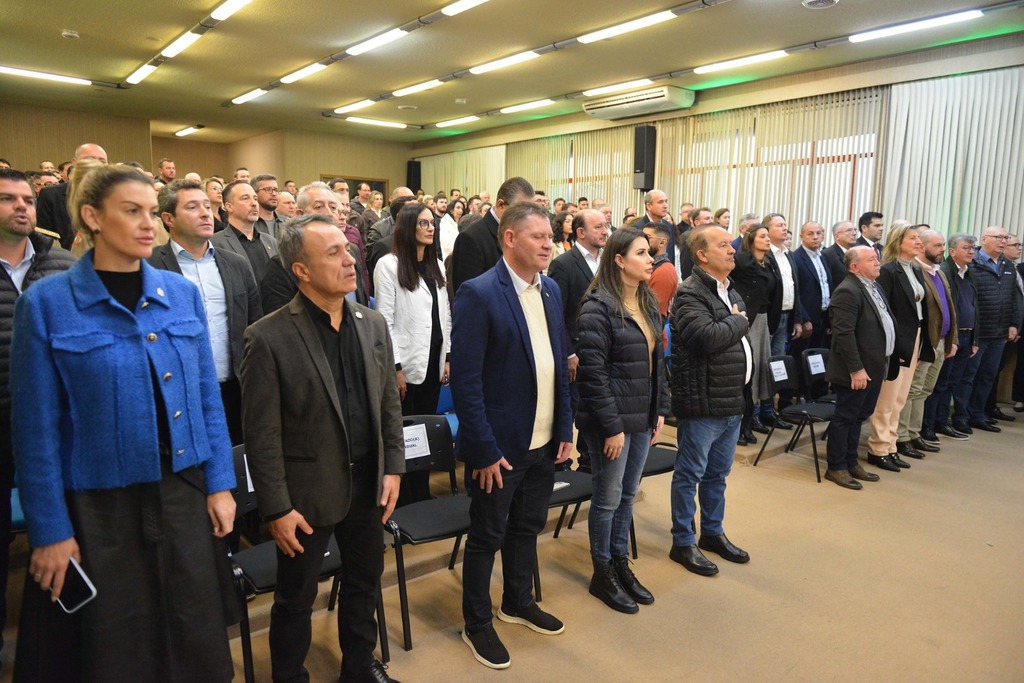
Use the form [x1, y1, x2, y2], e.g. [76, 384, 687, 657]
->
[52, 556, 97, 614]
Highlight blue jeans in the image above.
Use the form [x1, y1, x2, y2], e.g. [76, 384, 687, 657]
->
[965, 339, 1007, 423]
[582, 430, 652, 564]
[925, 329, 973, 429]
[671, 414, 741, 547]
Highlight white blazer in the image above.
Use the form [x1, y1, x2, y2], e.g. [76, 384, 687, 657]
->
[373, 253, 452, 385]
[438, 214, 460, 261]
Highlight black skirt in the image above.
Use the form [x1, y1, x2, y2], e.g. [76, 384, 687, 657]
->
[14, 461, 236, 683]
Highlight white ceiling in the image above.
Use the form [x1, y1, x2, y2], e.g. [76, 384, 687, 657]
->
[2, 0, 1022, 144]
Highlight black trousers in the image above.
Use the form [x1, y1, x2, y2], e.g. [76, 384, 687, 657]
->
[398, 373, 443, 506]
[0, 417, 13, 654]
[827, 381, 883, 470]
[269, 466, 383, 683]
[219, 377, 243, 446]
[462, 444, 555, 633]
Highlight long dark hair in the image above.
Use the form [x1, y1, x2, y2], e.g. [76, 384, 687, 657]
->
[551, 210, 574, 245]
[393, 201, 445, 292]
[586, 227, 661, 332]
[741, 224, 768, 254]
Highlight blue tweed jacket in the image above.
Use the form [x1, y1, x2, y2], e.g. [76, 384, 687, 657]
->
[10, 252, 235, 547]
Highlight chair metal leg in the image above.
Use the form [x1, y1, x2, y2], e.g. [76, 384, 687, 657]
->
[387, 521, 413, 651]
[448, 534, 463, 570]
[786, 421, 805, 452]
[376, 583, 390, 664]
[553, 505, 569, 538]
[328, 573, 340, 611]
[753, 424, 777, 466]
[233, 566, 255, 683]
[629, 518, 638, 560]
[808, 422, 822, 482]
[567, 501, 583, 529]
[533, 562, 542, 603]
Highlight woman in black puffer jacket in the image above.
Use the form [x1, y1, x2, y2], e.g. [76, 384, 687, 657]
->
[576, 227, 671, 616]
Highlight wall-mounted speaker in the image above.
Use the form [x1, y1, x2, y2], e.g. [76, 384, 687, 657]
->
[633, 126, 656, 192]
[407, 160, 422, 191]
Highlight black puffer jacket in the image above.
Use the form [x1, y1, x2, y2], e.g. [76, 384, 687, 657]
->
[969, 252, 1021, 341]
[671, 267, 749, 418]
[0, 232, 76, 413]
[575, 289, 671, 437]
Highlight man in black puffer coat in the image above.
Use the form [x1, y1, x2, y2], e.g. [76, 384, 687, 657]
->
[668, 226, 752, 577]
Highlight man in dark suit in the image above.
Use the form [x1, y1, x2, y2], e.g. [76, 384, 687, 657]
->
[825, 220, 858, 285]
[823, 246, 896, 490]
[854, 211, 885, 259]
[792, 221, 835, 360]
[452, 202, 573, 670]
[210, 180, 279, 286]
[450, 176, 535, 298]
[151, 179, 262, 444]
[631, 190, 677, 275]
[548, 208, 609, 472]
[241, 213, 404, 683]
[763, 213, 803, 421]
[36, 143, 108, 249]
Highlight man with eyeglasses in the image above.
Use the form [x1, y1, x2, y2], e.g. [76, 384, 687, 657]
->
[253, 174, 286, 240]
[825, 220, 859, 284]
[957, 227, 1021, 433]
[985, 235, 1024, 417]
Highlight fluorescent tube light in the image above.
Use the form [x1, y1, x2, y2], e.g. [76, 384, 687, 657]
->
[693, 50, 789, 74]
[393, 79, 444, 97]
[175, 127, 199, 137]
[232, 88, 268, 104]
[469, 51, 539, 75]
[160, 31, 203, 58]
[334, 99, 376, 114]
[500, 99, 555, 114]
[442, 0, 490, 16]
[583, 79, 654, 97]
[436, 115, 480, 128]
[211, 0, 253, 21]
[848, 10, 983, 43]
[0, 65, 91, 86]
[126, 64, 158, 85]
[577, 11, 675, 44]
[280, 63, 328, 84]
[346, 117, 408, 129]
[347, 28, 408, 56]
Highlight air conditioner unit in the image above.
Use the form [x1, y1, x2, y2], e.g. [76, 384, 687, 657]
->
[582, 86, 696, 120]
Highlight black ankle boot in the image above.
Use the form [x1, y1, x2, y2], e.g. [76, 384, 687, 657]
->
[611, 556, 654, 605]
[589, 560, 638, 614]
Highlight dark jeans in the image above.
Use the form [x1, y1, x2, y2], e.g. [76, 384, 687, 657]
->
[986, 338, 1019, 411]
[398, 374, 443, 506]
[965, 339, 1007, 423]
[925, 330, 973, 429]
[269, 467, 383, 682]
[462, 444, 555, 633]
[827, 381, 883, 470]
[582, 430, 651, 564]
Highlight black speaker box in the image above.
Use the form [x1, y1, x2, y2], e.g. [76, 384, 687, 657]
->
[407, 160, 422, 191]
[633, 126, 656, 191]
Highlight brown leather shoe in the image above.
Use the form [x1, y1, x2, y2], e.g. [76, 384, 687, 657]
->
[847, 464, 880, 482]
[824, 468, 862, 490]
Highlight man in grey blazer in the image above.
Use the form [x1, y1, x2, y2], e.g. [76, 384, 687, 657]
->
[210, 180, 279, 288]
[241, 213, 404, 683]
[151, 179, 263, 444]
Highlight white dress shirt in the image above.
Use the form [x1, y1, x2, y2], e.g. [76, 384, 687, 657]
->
[770, 243, 795, 311]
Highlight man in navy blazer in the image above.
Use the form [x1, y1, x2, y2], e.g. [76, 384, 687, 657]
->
[792, 221, 835, 353]
[451, 201, 573, 670]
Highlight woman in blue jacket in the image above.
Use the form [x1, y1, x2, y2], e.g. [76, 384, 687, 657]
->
[576, 227, 670, 615]
[10, 161, 237, 682]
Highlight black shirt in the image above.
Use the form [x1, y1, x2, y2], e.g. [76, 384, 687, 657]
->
[230, 225, 271, 282]
[300, 293, 373, 462]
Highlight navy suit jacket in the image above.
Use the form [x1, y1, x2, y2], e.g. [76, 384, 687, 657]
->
[451, 261, 573, 470]
[792, 246, 834, 329]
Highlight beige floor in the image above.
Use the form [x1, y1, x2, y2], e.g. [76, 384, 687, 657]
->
[3, 413, 1024, 682]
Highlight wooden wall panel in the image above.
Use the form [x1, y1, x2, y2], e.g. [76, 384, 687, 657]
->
[151, 137, 231, 179]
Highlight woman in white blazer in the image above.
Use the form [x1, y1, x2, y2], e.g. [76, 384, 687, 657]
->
[374, 201, 451, 503]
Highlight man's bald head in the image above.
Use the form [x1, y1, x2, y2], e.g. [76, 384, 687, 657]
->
[74, 143, 108, 165]
[389, 186, 413, 202]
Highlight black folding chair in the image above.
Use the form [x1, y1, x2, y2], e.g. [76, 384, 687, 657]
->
[385, 416, 471, 651]
[626, 441, 676, 559]
[753, 356, 835, 482]
[800, 347, 836, 404]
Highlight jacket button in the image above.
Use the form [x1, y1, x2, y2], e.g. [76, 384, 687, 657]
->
[147, 333, 157, 342]
[141, 301, 149, 308]
[177, 449, 185, 456]
[163, 372, 172, 381]
[156, 288, 165, 297]
[173, 411, 182, 419]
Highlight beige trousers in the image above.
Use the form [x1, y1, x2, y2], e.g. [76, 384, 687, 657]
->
[868, 328, 921, 456]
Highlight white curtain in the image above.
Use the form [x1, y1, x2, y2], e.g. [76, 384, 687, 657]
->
[418, 144, 506, 198]
[882, 67, 1024, 237]
[506, 135, 573, 201]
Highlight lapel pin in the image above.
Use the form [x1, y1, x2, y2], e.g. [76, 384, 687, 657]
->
[156, 287, 165, 297]
[355, 311, 364, 319]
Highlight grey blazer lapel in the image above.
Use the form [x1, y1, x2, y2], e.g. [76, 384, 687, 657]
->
[287, 297, 347, 428]
[348, 302, 382, 410]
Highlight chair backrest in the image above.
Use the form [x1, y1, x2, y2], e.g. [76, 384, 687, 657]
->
[436, 384, 454, 414]
[765, 355, 800, 394]
[231, 444, 259, 521]
[400, 415, 459, 493]
[801, 347, 830, 396]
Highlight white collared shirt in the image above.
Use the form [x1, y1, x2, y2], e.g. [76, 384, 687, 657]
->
[503, 257, 542, 295]
[713, 276, 752, 384]
[0, 237, 35, 293]
[574, 241, 600, 275]
[770, 243, 795, 311]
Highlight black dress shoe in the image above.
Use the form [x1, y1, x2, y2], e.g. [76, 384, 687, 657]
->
[741, 426, 757, 444]
[896, 441, 925, 459]
[762, 414, 794, 430]
[918, 427, 940, 445]
[910, 437, 940, 453]
[867, 454, 900, 472]
[669, 544, 719, 576]
[987, 407, 1016, 422]
[1014, 403, 1024, 413]
[343, 660, 400, 683]
[847, 464, 880, 482]
[951, 422, 973, 435]
[612, 556, 654, 605]
[890, 452, 911, 469]
[698, 534, 750, 564]
[736, 435, 750, 447]
[589, 560, 639, 614]
[750, 417, 771, 434]
[971, 421, 1001, 433]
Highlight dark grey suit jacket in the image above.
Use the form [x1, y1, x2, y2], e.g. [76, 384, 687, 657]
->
[148, 242, 263, 380]
[826, 276, 896, 387]
[548, 245, 595, 356]
[36, 183, 74, 249]
[210, 223, 279, 276]
[240, 295, 405, 526]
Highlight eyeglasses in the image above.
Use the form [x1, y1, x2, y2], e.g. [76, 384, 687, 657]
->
[258, 187, 279, 194]
[989, 234, 1009, 240]
[416, 219, 433, 229]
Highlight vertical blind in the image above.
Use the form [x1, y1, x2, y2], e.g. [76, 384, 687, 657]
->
[418, 144, 507, 198]
[505, 135, 574, 201]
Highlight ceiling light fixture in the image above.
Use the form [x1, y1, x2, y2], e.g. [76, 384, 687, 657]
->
[693, 50, 789, 74]
[582, 79, 655, 97]
[346, 116, 408, 129]
[347, 28, 409, 56]
[160, 31, 203, 58]
[174, 125, 204, 137]
[436, 115, 481, 128]
[469, 50, 540, 75]
[442, 0, 490, 16]
[576, 11, 676, 44]
[0, 65, 91, 86]
[280, 63, 329, 84]
[500, 99, 555, 114]
[232, 88, 268, 104]
[393, 79, 444, 97]
[126, 64, 158, 85]
[334, 99, 376, 114]
[848, 9, 984, 43]
[210, 0, 253, 21]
